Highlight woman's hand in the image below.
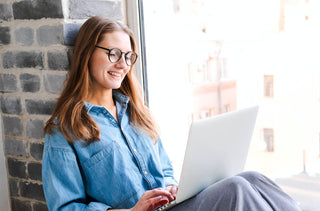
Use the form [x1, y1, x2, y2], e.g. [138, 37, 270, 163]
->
[165, 185, 178, 200]
[131, 188, 174, 211]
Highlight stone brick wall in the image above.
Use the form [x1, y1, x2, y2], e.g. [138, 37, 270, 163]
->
[0, 0, 125, 210]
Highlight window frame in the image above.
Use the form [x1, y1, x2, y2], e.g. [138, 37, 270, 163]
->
[126, 0, 149, 105]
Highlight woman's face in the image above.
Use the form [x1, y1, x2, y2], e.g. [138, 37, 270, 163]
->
[89, 31, 132, 92]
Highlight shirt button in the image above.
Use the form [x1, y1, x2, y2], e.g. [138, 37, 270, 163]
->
[103, 110, 106, 113]
[144, 171, 148, 175]
[133, 148, 137, 152]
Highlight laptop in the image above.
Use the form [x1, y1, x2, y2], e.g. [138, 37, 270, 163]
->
[156, 106, 259, 211]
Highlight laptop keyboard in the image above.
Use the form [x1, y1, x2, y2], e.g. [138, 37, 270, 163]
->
[155, 200, 176, 211]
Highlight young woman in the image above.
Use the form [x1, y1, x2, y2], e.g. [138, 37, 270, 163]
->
[42, 16, 300, 211]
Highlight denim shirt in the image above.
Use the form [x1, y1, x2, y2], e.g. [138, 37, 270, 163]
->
[42, 91, 178, 211]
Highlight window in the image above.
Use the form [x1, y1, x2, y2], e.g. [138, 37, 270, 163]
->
[173, 0, 180, 13]
[188, 61, 209, 85]
[142, 0, 320, 161]
[191, 109, 214, 121]
[264, 75, 274, 98]
[263, 128, 274, 152]
[141, 1, 320, 208]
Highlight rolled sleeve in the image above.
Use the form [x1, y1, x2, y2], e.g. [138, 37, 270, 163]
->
[42, 133, 111, 211]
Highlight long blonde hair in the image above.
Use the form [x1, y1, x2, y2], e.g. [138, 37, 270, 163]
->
[44, 16, 158, 143]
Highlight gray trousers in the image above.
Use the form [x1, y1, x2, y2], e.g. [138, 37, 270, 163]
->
[169, 171, 300, 211]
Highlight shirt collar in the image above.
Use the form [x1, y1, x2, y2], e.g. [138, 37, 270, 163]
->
[84, 90, 130, 112]
[113, 90, 130, 105]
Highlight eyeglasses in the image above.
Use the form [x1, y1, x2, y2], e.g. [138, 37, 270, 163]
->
[95, 45, 138, 66]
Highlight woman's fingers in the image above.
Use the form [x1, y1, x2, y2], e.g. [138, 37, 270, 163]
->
[147, 195, 169, 211]
[165, 185, 178, 199]
[132, 188, 174, 211]
[142, 188, 174, 201]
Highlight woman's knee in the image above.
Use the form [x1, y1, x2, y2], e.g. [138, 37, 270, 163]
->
[237, 171, 281, 191]
[210, 175, 252, 195]
[195, 176, 253, 207]
[237, 171, 265, 183]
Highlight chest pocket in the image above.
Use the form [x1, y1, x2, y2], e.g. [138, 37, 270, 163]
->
[78, 138, 143, 208]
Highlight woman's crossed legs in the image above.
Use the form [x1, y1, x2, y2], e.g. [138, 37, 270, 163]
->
[169, 171, 300, 211]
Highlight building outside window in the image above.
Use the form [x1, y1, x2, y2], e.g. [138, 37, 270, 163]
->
[263, 128, 274, 152]
[224, 104, 230, 113]
[264, 75, 274, 98]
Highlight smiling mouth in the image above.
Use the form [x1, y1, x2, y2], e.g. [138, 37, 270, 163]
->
[108, 71, 121, 77]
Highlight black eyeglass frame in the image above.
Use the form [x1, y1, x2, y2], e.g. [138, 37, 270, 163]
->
[95, 45, 138, 66]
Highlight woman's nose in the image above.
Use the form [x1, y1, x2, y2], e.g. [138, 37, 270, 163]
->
[115, 57, 130, 73]
[115, 54, 127, 67]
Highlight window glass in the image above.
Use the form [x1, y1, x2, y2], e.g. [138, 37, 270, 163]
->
[142, 0, 320, 209]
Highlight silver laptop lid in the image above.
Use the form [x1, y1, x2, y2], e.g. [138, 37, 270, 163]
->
[175, 106, 259, 203]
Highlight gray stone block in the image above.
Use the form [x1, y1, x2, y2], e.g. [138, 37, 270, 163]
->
[11, 198, 31, 211]
[30, 142, 44, 161]
[20, 73, 40, 93]
[68, 48, 74, 62]
[25, 99, 56, 115]
[9, 179, 19, 197]
[44, 74, 67, 94]
[15, 27, 34, 46]
[37, 25, 63, 46]
[0, 74, 17, 92]
[69, 0, 123, 20]
[19, 181, 45, 201]
[3, 51, 44, 69]
[27, 162, 42, 181]
[7, 158, 27, 179]
[5, 138, 28, 157]
[0, 96, 22, 114]
[1, 52, 14, 68]
[12, 0, 63, 19]
[63, 22, 83, 46]
[33, 202, 48, 211]
[0, 3, 12, 21]
[3, 116, 23, 136]
[0, 26, 10, 44]
[26, 119, 44, 139]
[48, 50, 70, 70]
